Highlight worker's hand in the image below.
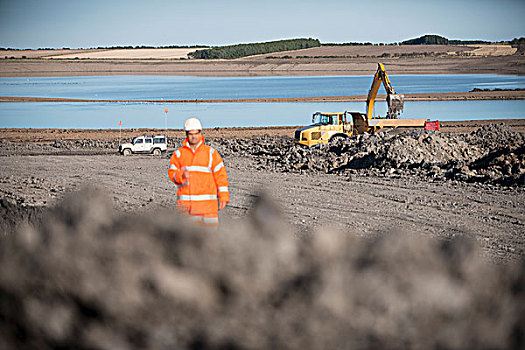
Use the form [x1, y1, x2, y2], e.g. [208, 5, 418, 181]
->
[219, 201, 227, 210]
[182, 167, 190, 182]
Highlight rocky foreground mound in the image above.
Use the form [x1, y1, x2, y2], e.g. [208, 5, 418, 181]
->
[1, 188, 524, 349]
[215, 123, 525, 186]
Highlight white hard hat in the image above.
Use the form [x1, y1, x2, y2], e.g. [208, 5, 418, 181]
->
[184, 117, 202, 131]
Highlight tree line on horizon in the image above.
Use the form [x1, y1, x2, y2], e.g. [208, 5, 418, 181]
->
[326, 35, 494, 46]
[400, 34, 495, 45]
[188, 38, 321, 59]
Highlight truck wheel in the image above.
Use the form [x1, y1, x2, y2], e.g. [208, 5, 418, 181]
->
[329, 135, 347, 144]
[152, 148, 161, 156]
[123, 148, 132, 156]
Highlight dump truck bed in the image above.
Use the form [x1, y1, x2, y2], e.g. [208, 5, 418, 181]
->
[368, 118, 428, 128]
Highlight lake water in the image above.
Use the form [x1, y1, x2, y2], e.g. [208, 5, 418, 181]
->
[1, 100, 524, 129]
[0, 74, 524, 129]
[1, 74, 524, 100]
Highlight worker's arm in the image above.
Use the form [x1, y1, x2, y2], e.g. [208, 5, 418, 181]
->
[168, 149, 187, 185]
[210, 149, 230, 208]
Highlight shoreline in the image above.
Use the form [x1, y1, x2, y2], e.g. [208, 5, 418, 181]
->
[1, 56, 524, 77]
[1, 90, 524, 103]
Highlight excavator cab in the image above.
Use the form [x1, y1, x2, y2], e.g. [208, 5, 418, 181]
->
[312, 112, 337, 125]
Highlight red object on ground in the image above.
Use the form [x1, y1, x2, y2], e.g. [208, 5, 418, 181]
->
[424, 121, 440, 131]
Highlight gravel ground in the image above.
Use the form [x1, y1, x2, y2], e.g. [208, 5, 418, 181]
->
[1, 123, 524, 262]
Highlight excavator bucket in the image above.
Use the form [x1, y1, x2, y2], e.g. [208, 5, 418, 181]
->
[387, 93, 404, 118]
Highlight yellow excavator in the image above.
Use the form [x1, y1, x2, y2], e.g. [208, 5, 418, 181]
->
[295, 63, 431, 146]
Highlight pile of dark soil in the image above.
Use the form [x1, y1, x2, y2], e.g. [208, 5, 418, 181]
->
[0, 138, 185, 156]
[214, 123, 524, 186]
[48, 138, 183, 150]
[0, 188, 523, 349]
[0, 139, 117, 156]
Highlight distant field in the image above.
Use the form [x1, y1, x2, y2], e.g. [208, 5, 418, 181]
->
[0, 44, 517, 60]
[1, 44, 523, 77]
[45, 48, 205, 59]
[468, 44, 517, 56]
[1, 48, 204, 60]
[1, 49, 95, 59]
[242, 44, 517, 59]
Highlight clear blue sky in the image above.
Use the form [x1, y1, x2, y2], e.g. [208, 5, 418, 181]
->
[0, 0, 524, 48]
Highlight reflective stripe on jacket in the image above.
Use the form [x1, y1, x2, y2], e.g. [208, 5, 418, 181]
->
[168, 135, 229, 217]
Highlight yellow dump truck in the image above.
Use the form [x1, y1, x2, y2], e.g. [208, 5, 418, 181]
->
[294, 111, 354, 147]
[295, 63, 432, 147]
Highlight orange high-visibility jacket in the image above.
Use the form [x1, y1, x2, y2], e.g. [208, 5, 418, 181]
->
[168, 136, 229, 218]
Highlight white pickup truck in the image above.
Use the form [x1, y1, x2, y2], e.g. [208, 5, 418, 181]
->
[119, 135, 167, 156]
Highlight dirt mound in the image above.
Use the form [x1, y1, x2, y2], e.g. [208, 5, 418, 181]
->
[0, 198, 44, 235]
[0, 138, 186, 156]
[0, 139, 117, 156]
[465, 123, 525, 151]
[452, 124, 524, 185]
[1, 188, 524, 349]
[214, 123, 524, 186]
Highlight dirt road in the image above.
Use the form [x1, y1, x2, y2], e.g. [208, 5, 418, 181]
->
[1, 138, 523, 262]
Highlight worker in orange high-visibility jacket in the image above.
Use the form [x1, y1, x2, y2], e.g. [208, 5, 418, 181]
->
[168, 117, 229, 226]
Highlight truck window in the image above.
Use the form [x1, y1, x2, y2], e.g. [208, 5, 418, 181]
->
[135, 139, 143, 144]
[320, 115, 333, 125]
[145, 138, 152, 143]
[154, 137, 165, 144]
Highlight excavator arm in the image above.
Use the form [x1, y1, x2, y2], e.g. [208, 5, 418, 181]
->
[366, 63, 404, 119]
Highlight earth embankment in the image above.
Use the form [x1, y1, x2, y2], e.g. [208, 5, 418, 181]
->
[1, 89, 524, 103]
[1, 55, 524, 77]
